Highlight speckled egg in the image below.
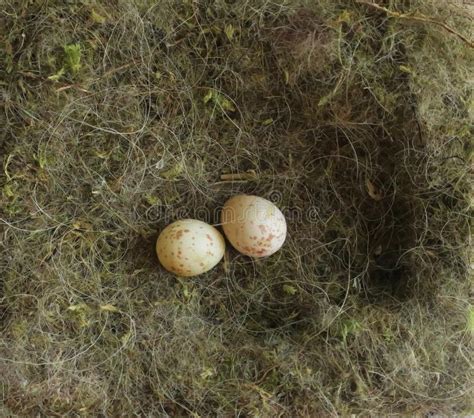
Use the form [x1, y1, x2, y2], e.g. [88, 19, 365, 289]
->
[221, 195, 287, 257]
[156, 219, 225, 277]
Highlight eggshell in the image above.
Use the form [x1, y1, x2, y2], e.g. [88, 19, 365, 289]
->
[156, 219, 225, 277]
[221, 195, 287, 257]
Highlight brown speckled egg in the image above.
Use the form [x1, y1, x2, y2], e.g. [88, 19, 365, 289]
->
[156, 219, 225, 277]
[221, 195, 287, 257]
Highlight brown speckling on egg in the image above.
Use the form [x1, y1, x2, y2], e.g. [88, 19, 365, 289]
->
[220, 194, 286, 258]
[157, 219, 225, 276]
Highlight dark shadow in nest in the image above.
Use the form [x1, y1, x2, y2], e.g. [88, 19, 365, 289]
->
[298, 119, 422, 308]
[115, 231, 166, 298]
[245, 298, 315, 334]
[367, 251, 410, 302]
[351, 133, 420, 305]
[129, 232, 160, 270]
[358, 143, 420, 306]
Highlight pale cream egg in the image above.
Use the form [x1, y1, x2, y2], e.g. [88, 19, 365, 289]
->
[156, 219, 225, 277]
[221, 195, 287, 257]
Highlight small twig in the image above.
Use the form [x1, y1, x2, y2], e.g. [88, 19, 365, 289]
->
[17, 71, 92, 93]
[99, 62, 135, 79]
[56, 84, 91, 93]
[220, 170, 258, 181]
[356, 0, 474, 48]
[18, 71, 39, 79]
